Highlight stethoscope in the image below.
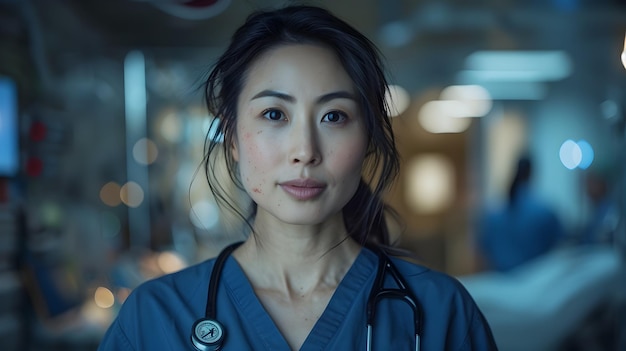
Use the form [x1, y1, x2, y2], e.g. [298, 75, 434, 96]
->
[191, 242, 423, 351]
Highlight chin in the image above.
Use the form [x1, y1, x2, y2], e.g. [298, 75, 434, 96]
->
[274, 208, 342, 227]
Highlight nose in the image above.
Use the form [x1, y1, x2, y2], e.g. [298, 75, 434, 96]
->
[288, 119, 322, 166]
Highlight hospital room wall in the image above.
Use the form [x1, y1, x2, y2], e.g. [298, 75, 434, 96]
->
[457, 37, 626, 275]
[528, 94, 614, 232]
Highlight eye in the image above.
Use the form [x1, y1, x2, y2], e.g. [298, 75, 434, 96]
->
[322, 110, 347, 123]
[262, 109, 285, 121]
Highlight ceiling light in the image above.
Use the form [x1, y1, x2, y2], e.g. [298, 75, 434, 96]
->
[462, 50, 572, 82]
[418, 100, 472, 133]
[440, 85, 492, 117]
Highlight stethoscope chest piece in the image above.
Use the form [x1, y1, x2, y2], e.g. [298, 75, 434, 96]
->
[191, 318, 225, 351]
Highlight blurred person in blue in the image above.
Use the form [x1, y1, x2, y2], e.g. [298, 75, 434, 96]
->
[98, 5, 497, 351]
[477, 155, 565, 272]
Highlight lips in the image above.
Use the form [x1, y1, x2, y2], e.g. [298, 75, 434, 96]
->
[279, 179, 326, 200]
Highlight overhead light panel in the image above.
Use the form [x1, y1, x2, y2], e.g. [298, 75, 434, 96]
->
[460, 50, 572, 82]
[440, 85, 492, 117]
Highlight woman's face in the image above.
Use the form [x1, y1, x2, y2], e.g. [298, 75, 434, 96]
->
[232, 44, 368, 226]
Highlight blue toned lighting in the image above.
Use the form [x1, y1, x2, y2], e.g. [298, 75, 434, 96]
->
[0, 77, 18, 176]
[576, 140, 594, 170]
[559, 139, 581, 170]
[189, 200, 219, 230]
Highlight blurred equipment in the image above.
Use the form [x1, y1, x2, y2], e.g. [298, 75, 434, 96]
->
[459, 245, 626, 351]
[0, 194, 24, 351]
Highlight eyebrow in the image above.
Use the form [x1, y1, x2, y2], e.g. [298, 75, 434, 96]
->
[250, 90, 356, 104]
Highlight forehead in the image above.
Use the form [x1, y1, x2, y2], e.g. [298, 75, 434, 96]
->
[240, 44, 355, 96]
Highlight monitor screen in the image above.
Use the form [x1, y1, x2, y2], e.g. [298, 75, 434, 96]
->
[0, 77, 18, 177]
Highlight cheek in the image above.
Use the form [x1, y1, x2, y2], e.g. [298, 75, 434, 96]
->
[236, 132, 278, 190]
[329, 138, 368, 179]
[239, 132, 274, 165]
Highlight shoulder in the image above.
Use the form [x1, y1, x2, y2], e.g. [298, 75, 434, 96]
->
[136, 258, 216, 296]
[389, 256, 499, 350]
[117, 257, 217, 319]
[100, 259, 219, 349]
[363, 248, 467, 297]
[390, 256, 472, 301]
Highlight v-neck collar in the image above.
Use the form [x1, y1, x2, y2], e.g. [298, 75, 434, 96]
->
[221, 247, 377, 351]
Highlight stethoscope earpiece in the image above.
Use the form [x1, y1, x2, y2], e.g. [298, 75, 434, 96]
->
[191, 318, 225, 351]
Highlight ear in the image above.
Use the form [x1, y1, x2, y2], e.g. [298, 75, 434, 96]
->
[230, 137, 239, 162]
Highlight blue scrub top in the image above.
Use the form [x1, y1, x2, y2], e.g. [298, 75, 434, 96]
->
[98, 247, 498, 350]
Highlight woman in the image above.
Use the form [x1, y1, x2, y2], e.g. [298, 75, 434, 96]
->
[98, 5, 498, 350]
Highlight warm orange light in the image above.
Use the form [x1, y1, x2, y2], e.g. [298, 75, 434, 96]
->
[94, 286, 115, 309]
[157, 251, 187, 274]
[100, 181, 122, 206]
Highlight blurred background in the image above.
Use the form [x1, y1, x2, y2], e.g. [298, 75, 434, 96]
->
[1, 0, 625, 350]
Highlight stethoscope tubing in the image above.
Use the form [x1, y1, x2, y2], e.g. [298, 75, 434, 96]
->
[205, 243, 240, 318]
[366, 325, 420, 351]
[366, 247, 422, 351]
[195, 242, 423, 351]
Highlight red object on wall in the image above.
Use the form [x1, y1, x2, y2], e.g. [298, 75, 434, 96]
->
[25, 157, 43, 177]
[29, 121, 47, 142]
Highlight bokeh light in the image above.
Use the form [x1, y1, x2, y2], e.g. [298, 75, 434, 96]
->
[559, 139, 582, 170]
[120, 181, 145, 207]
[94, 286, 115, 309]
[158, 109, 183, 143]
[418, 100, 472, 133]
[204, 117, 224, 143]
[40, 201, 64, 228]
[439, 84, 492, 117]
[405, 154, 455, 214]
[100, 181, 122, 206]
[157, 251, 187, 274]
[189, 200, 220, 230]
[386, 84, 411, 117]
[132, 137, 159, 165]
[577, 139, 594, 170]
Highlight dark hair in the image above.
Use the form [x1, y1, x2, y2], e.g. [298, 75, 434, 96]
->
[202, 5, 400, 247]
[508, 155, 532, 206]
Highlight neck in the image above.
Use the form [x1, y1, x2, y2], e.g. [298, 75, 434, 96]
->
[232, 216, 361, 296]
